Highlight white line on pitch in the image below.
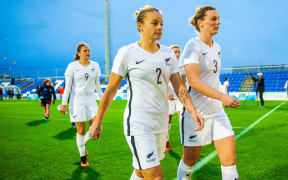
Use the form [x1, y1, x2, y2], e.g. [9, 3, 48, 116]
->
[193, 101, 286, 173]
[0, 115, 121, 123]
[173, 101, 286, 180]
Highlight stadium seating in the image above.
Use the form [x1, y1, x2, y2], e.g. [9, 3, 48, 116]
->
[6, 70, 287, 98]
[220, 70, 288, 92]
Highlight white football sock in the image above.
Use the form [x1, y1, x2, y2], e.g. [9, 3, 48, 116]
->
[130, 170, 144, 180]
[221, 164, 239, 180]
[177, 159, 193, 180]
[84, 131, 91, 144]
[76, 133, 86, 157]
[167, 124, 171, 140]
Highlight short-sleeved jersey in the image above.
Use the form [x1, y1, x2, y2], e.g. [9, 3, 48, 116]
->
[179, 66, 186, 77]
[64, 60, 101, 105]
[180, 36, 222, 116]
[112, 42, 179, 136]
[223, 81, 229, 95]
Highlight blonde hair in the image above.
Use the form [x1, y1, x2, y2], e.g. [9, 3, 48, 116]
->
[170, 45, 180, 49]
[189, 6, 216, 32]
[74, 42, 89, 61]
[135, 5, 160, 32]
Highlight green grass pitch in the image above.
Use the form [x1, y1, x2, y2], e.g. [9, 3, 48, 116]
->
[0, 100, 287, 179]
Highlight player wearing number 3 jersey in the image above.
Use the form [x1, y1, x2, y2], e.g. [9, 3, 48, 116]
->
[90, 5, 204, 180]
[177, 6, 240, 180]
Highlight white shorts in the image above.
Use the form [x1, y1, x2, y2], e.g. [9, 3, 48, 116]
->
[180, 110, 234, 146]
[69, 103, 98, 123]
[125, 133, 167, 170]
[168, 99, 183, 115]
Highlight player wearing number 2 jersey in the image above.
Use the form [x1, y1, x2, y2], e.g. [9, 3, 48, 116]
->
[177, 6, 240, 180]
[60, 43, 103, 167]
[90, 6, 204, 180]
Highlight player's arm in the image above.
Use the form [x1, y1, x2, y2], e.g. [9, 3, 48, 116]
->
[185, 64, 240, 108]
[95, 70, 103, 99]
[38, 86, 43, 97]
[60, 75, 72, 114]
[170, 72, 204, 131]
[90, 73, 123, 140]
[181, 74, 186, 83]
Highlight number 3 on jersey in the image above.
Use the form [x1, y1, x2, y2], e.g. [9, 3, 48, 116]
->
[213, 60, 218, 73]
[156, 68, 162, 84]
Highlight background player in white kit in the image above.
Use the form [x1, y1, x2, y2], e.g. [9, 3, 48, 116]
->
[60, 42, 103, 167]
[90, 6, 204, 180]
[177, 6, 240, 180]
[223, 77, 229, 95]
[166, 45, 185, 151]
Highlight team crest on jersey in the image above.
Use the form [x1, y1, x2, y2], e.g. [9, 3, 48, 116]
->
[146, 151, 155, 163]
[91, 68, 95, 72]
[188, 135, 197, 142]
[165, 57, 171, 65]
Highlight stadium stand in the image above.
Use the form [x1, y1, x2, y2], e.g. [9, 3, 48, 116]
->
[1, 69, 287, 99]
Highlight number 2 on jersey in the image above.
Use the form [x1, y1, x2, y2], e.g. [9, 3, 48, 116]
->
[156, 68, 162, 84]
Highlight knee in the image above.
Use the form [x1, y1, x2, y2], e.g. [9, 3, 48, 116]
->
[183, 158, 197, 167]
[76, 124, 85, 135]
[153, 174, 163, 180]
[221, 156, 237, 166]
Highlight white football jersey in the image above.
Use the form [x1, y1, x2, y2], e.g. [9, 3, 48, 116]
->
[223, 81, 229, 95]
[180, 36, 223, 117]
[112, 42, 179, 136]
[63, 60, 102, 105]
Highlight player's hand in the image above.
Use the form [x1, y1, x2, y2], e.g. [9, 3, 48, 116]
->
[168, 92, 174, 100]
[191, 110, 204, 131]
[89, 119, 102, 140]
[222, 95, 240, 108]
[60, 105, 67, 115]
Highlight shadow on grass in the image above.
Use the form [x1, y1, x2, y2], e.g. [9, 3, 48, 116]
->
[71, 166, 100, 180]
[54, 127, 76, 140]
[26, 119, 49, 126]
[168, 150, 181, 162]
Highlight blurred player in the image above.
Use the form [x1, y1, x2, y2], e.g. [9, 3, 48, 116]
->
[89, 6, 204, 180]
[223, 77, 229, 95]
[166, 45, 185, 151]
[58, 86, 64, 99]
[177, 6, 240, 180]
[38, 78, 56, 120]
[60, 42, 103, 167]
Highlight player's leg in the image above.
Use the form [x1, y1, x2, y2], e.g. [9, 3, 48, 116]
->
[45, 100, 51, 119]
[166, 115, 173, 151]
[41, 100, 47, 119]
[214, 136, 238, 180]
[85, 103, 98, 144]
[130, 169, 144, 180]
[126, 135, 164, 180]
[76, 122, 89, 166]
[212, 112, 238, 180]
[167, 100, 176, 151]
[178, 113, 212, 180]
[259, 91, 264, 107]
[177, 146, 201, 180]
